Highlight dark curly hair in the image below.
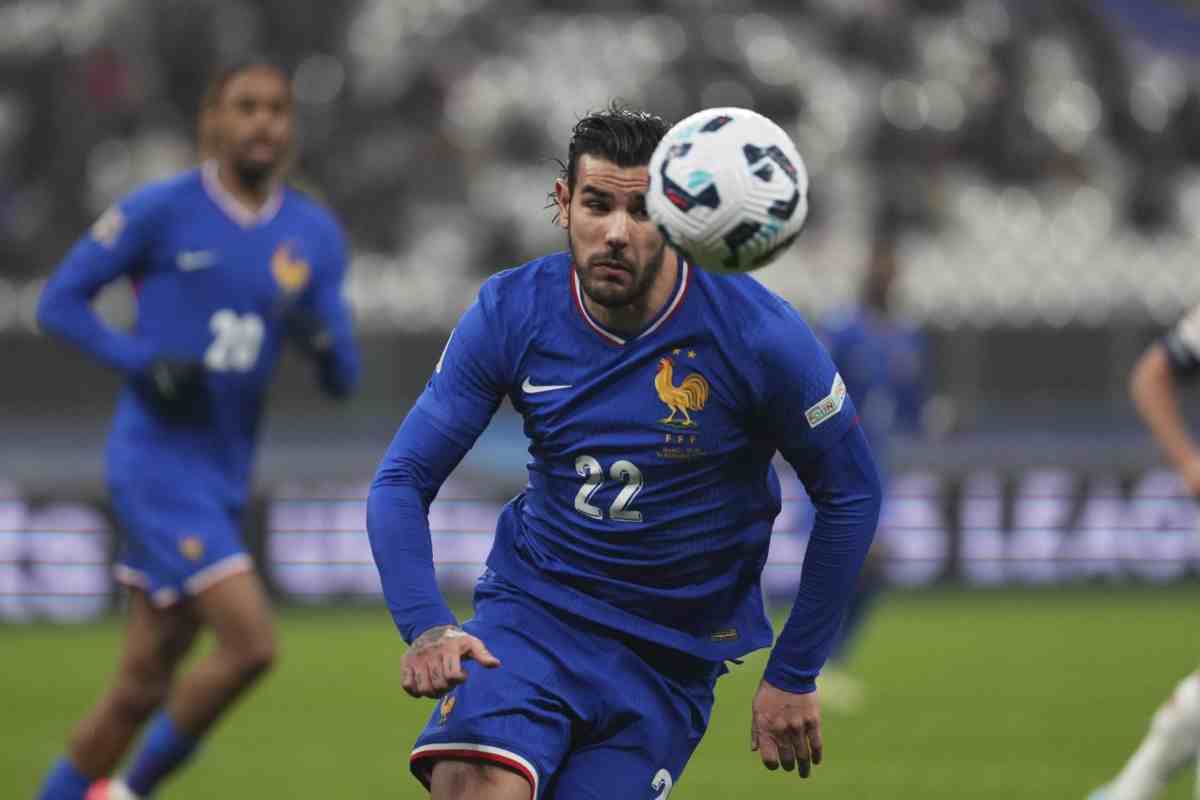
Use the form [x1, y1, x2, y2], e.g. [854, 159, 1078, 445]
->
[550, 102, 672, 215]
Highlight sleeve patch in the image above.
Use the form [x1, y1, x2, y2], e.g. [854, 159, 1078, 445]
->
[90, 206, 125, 249]
[805, 373, 847, 429]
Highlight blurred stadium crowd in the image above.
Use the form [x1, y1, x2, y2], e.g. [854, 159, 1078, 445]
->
[1, 0, 1199, 336]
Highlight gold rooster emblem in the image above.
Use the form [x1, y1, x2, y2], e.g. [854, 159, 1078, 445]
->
[655, 356, 709, 427]
[271, 243, 311, 294]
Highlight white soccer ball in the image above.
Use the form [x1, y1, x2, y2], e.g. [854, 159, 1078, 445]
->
[647, 107, 809, 274]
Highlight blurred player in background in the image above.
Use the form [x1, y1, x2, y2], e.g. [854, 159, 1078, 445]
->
[1087, 316, 1200, 800]
[818, 232, 928, 711]
[367, 104, 882, 799]
[34, 60, 359, 800]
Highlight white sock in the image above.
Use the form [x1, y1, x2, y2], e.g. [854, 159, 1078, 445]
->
[1107, 673, 1200, 800]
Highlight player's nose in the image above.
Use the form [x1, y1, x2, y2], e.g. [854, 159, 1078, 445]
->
[604, 213, 631, 248]
[248, 105, 280, 131]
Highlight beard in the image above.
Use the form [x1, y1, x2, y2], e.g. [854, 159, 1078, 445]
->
[569, 228, 666, 310]
[228, 136, 284, 188]
[231, 154, 277, 188]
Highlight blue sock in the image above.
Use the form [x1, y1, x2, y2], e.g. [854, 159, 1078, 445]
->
[37, 756, 91, 800]
[124, 712, 200, 797]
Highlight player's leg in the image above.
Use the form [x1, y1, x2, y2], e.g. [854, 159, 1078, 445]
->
[1090, 672, 1200, 800]
[119, 569, 275, 797]
[164, 569, 275, 732]
[544, 640, 722, 800]
[547, 748, 686, 800]
[36, 591, 200, 800]
[408, 574, 594, 800]
[543, 695, 714, 799]
[429, 759, 532, 800]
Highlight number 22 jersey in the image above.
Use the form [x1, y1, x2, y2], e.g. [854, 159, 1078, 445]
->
[387, 251, 863, 665]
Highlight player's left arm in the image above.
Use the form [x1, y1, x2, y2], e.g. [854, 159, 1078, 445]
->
[288, 218, 360, 398]
[748, 301, 883, 778]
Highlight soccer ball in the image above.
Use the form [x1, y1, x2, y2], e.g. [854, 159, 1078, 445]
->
[647, 107, 809, 274]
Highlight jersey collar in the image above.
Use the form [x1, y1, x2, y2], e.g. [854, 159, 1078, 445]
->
[570, 258, 690, 346]
[201, 160, 284, 228]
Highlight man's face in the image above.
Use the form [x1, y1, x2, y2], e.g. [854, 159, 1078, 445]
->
[212, 67, 293, 184]
[556, 154, 668, 309]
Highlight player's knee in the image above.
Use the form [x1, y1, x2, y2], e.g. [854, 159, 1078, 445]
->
[112, 660, 172, 720]
[430, 758, 530, 800]
[228, 635, 277, 684]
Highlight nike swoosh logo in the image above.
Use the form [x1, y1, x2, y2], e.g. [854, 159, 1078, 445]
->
[522, 377, 572, 394]
[177, 251, 217, 271]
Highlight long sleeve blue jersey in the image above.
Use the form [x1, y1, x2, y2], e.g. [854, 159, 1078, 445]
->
[38, 163, 360, 507]
[368, 253, 881, 693]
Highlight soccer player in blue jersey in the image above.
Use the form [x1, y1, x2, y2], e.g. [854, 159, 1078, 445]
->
[367, 104, 882, 799]
[34, 61, 359, 800]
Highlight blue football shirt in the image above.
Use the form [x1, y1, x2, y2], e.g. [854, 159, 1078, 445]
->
[371, 252, 879, 687]
[38, 163, 359, 506]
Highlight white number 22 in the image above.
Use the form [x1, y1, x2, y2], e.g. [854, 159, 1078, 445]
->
[574, 455, 644, 523]
[204, 310, 264, 372]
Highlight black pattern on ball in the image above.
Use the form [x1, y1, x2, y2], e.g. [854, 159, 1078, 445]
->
[659, 156, 721, 213]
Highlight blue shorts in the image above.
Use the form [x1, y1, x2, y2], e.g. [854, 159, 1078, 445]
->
[410, 571, 726, 799]
[109, 475, 250, 607]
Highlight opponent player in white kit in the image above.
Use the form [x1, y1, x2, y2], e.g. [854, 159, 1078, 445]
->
[1088, 307, 1200, 799]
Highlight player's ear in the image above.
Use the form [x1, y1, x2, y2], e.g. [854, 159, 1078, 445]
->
[554, 178, 570, 229]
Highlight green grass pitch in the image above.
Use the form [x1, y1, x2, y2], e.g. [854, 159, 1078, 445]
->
[5, 585, 1198, 798]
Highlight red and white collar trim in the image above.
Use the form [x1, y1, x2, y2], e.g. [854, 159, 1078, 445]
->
[571, 260, 690, 346]
[201, 160, 284, 228]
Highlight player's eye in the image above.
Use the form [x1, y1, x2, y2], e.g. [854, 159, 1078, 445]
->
[584, 199, 608, 212]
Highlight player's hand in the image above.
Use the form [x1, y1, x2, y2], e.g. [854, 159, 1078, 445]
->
[140, 358, 209, 420]
[751, 679, 823, 778]
[400, 624, 501, 699]
[284, 310, 333, 357]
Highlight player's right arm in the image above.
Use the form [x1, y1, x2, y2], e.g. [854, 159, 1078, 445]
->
[1131, 305, 1200, 494]
[36, 190, 165, 374]
[366, 287, 509, 698]
[745, 296, 883, 778]
[286, 216, 360, 399]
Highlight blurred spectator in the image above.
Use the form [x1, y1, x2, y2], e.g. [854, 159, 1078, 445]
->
[0, 0, 1197, 334]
